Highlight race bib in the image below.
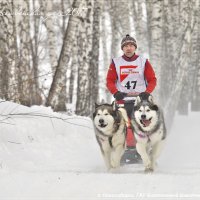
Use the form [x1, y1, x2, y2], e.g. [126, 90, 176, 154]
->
[120, 65, 138, 82]
[113, 56, 147, 94]
[120, 65, 139, 89]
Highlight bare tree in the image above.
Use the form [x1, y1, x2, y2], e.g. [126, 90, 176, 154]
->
[41, 0, 58, 73]
[12, 0, 42, 106]
[109, 1, 121, 57]
[46, 0, 83, 111]
[67, 55, 78, 104]
[100, 1, 111, 103]
[159, 0, 178, 106]
[191, 0, 200, 111]
[146, 0, 164, 100]
[132, 0, 148, 55]
[0, 0, 14, 100]
[89, 0, 101, 112]
[164, 0, 196, 127]
[75, 0, 94, 116]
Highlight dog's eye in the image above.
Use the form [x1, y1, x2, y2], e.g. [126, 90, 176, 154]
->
[146, 109, 150, 112]
[104, 113, 108, 115]
[97, 114, 100, 116]
[139, 110, 142, 112]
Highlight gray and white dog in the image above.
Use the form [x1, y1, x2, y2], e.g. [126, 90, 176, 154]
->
[93, 102, 129, 170]
[131, 92, 167, 172]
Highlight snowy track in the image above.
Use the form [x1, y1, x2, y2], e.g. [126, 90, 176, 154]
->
[0, 101, 200, 199]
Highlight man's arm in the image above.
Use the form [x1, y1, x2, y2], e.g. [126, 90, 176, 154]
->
[106, 60, 118, 94]
[144, 60, 157, 93]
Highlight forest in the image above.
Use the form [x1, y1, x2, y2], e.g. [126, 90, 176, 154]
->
[0, 0, 200, 127]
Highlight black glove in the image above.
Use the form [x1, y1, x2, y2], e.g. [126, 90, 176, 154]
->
[114, 91, 127, 101]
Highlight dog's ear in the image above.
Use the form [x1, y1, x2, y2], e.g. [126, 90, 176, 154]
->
[112, 101, 117, 111]
[95, 102, 100, 108]
[148, 95, 154, 104]
[152, 104, 158, 111]
[92, 111, 96, 119]
[134, 96, 141, 106]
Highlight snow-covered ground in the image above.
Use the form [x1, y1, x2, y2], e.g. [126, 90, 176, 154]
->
[0, 100, 200, 200]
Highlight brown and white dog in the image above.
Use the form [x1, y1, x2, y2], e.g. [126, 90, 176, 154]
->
[131, 92, 167, 172]
[93, 102, 129, 171]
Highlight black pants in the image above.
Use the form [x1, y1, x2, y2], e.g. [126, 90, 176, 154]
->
[124, 100, 135, 118]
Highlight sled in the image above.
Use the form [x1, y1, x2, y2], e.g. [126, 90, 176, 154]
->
[120, 122, 142, 165]
[114, 93, 142, 165]
[121, 146, 142, 165]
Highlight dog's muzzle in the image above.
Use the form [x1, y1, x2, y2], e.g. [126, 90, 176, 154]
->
[140, 117, 152, 127]
[98, 119, 108, 128]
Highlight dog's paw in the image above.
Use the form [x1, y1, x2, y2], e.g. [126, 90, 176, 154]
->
[144, 167, 154, 173]
[109, 167, 120, 173]
[150, 161, 157, 170]
[110, 157, 120, 169]
[143, 158, 151, 168]
[111, 162, 120, 169]
[144, 161, 154, 173]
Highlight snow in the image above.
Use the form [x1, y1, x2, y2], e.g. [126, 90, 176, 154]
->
[0, 100, 200, 200]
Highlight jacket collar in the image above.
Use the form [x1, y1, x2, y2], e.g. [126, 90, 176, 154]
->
[122, 53, 139, 62]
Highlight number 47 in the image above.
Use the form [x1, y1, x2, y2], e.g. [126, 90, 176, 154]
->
[124, 81, 137, 89]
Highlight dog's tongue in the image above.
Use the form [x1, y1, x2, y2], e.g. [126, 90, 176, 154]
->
[142, 119, 151, 127]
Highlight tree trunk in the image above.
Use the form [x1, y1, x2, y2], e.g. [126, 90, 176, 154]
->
[164, 0, 195, 128]
[159, 0, 175, 106]
[191, 0, 200, 111]
[88, 0, 101, 113]
[191, 66, 200, 111]
[132, 0, 148, 55]
[13, 0, 41, 106]
[146, 0, 164, 100]
[101, 1, 111, 103]
[46, 0, 82, 111]
[177, 78, 189, 115]
[68, 56, 77, 104]
[42, 0, 58, 73]
[75, 0, 94, 116]
[0, 0, 18, 100]
[109, 1, 121, 57]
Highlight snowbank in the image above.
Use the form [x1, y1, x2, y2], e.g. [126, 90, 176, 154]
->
[0, 100, 200, 200]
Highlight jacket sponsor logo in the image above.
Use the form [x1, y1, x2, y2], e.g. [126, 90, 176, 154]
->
[120, 65, 138, 82]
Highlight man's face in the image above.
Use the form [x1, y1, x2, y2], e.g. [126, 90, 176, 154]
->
[122, 43, 136, 57]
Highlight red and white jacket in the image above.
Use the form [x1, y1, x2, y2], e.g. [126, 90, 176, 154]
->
[106, 54, 157, 100]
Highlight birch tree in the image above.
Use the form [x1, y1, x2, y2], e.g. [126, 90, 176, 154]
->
[109, 1, 121, 57]
[117, 0, 131, 36]
[146, 0, 164, 100]
[75, 0, 94, 116]
[41, 0, 66, 110]
[159, 0, 181, 107]
[46, 0, 82, 111]
[14, 0, 31, 105]
[100, 2, 111, 103]
[89, 0, 101, 112]
[30, 0, 42, 105]
[191, 66, 200, 111]
[41, 0, 58, 73]
[191, 0, 200, 111]
[67, 55, 78, 104]
[164, 0, 195, 127]
[132, 0, 148, 55]
[0, 0, 14, 100]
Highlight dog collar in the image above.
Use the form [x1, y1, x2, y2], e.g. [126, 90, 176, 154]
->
[136, 132, 151, 141]
[136, 132, 146, 138]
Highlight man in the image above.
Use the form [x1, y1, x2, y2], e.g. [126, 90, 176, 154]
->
[106, 34, 157, 163]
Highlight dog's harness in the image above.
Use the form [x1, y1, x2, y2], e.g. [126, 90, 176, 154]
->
[96, 134, 114, 148]
[97, 135, 113, 147]
[135, 131, 151, 142]
[135, 120, 162, 142]
[96, 120, 125, 148]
